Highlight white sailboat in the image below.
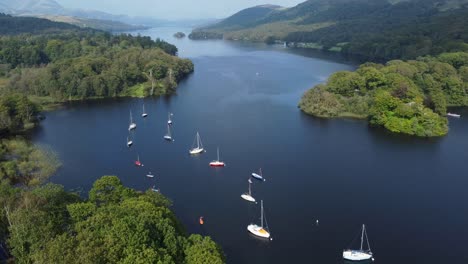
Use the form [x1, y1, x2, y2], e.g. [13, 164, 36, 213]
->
[128, 110, 137, 130]
[343, 224, 374, 261]
[126, 136, 133, 147]
[189, 132, 205, 154]
[142, 104, 148, 118]
[251, 168, 266, 182]
[247, 200, 271, 239]
[164, 124, 174, 141]
[151, 185, 159, 192]
[167, 112, 173, 125]
[209, 147, 225, 167]
[146, 171, 155, 178]
[241, 179, 256, 203]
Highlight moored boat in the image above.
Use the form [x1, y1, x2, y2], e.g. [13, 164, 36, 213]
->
[164, 124, 174, 141]
[247, 200, 271, 239]
[343, 224, 374, 261]
[241, 179, 256, 203]
[142, 104, 148, 118]
[135, 155, 143, 166]
[128, 110, 137, 130]
[447, 112, 461, 118]
[251, 168, 265, 181]
[189, 132, 205, 154]
[209, 147, 225, 167]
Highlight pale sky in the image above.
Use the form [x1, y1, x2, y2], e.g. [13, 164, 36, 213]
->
[55, 0, 305, 20]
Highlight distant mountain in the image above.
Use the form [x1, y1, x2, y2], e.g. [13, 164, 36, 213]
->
[0, 0, 64, 15]
[0, 0, 160, 30]
[192, 0, 468, 61]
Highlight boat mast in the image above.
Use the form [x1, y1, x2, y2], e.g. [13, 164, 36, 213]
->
[260, 200, 264, 228]
[248, 180, 251, 195]
[360, 224, 365, 251]
[197, 132, 200, 148]
[130, 110, 133, 123]
[217, 147, 220, 161]
[365, 225, 371, 252]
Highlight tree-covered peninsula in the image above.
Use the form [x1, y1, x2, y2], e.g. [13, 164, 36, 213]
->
[299, 52, 468, 137]
[0, 14, 194, 106]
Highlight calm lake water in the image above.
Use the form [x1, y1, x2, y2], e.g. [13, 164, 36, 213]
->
[31, 27, 468, 264]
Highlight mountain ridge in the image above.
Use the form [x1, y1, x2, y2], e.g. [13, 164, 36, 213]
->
[191, 0, 468, 61]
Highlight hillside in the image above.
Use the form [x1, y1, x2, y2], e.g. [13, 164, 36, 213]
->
[36, 15, 149, 32]
[0, 13, 80, 35]
[204, 5, 284, 31]
[192, 0, 468, 61]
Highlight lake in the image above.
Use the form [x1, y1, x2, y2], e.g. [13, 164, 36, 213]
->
[31, 27, 468, 264]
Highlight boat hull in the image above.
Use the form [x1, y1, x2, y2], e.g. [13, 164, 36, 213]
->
[343, 250, 373, 261]
[135, 162, 143, 166]
[146, 175, 154, 178]
[241, 194, 256, 203]
[164, 136, 173, 141]
[247, 224, 270, 239]
[209, 161, 225, 167]
[142, 114, 148, 117]
[251, 173, 265, 181]
[129, 123, 137, 130]
[189, 148, 204, 155]
[127, 141, 133, 147]
[447, 113, 461, 118]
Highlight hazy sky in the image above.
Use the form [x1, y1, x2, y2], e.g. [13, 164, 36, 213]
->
[56, 0, 304, 20]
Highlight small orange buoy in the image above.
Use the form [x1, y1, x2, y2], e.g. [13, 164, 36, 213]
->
[199, 216, 204, 225]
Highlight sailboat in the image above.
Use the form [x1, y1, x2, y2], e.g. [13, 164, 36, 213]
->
[251, 168, 266, 182]
[241, 179, 256, 203]
[142, 104, 148, 118]
[135, 155, 143, 166]
[343, 224, 374, 261]
[127, 136, 133, 147]
[128, 110, 137, 130]
[146, 171, 154, 178]
[167, 112, 173, 125]
[247, 200, 271, 239]
[164, 124, 174, 141]
[209, 147, 225, 167]
[151, 185, 159, 192]
[189, 132, 205, 154]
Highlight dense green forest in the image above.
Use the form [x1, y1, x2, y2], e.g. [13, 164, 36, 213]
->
[299, 52, 468, 137]
[0, 14, 193, 105]
[0, 172, 224, 263]
[0, 94, 40, 135]
[191, 0, 468, 62]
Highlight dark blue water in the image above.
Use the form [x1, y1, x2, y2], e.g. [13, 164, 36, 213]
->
[31, 27, 468, 264]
